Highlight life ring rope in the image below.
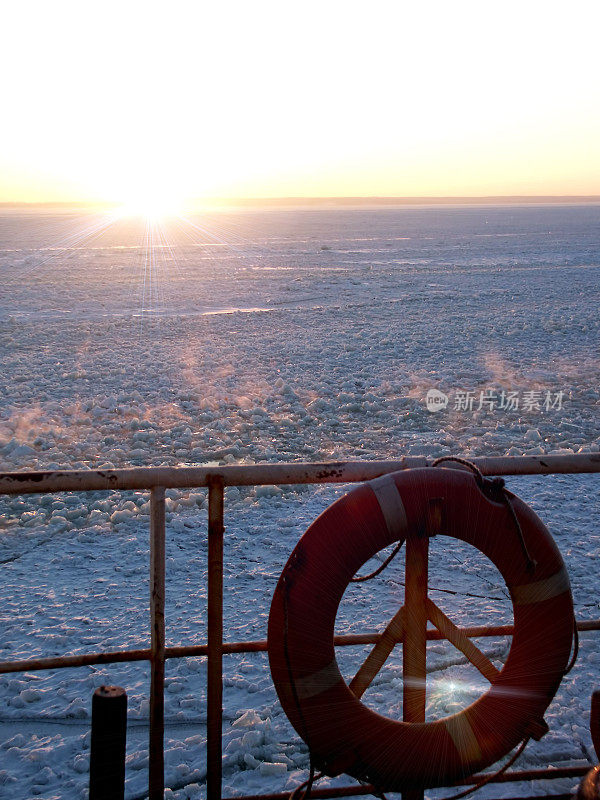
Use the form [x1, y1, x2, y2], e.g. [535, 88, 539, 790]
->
[432, 456, 537, 571]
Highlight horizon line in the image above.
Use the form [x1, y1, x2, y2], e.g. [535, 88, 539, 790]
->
[1, 194, 599, 209]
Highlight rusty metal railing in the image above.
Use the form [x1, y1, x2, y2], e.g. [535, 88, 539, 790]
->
[1, 453, 599, 800]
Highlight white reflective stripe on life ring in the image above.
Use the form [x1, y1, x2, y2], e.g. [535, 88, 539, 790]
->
[294, 659, 343, 700]
[369, 474, 407, 541]
[511, 566, 571, 605]
[444, 713, 483, 763]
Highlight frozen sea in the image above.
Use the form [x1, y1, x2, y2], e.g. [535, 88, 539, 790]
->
[0, 203, 599, 799]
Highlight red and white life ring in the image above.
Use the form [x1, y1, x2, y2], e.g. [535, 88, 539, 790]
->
[268, 467, 574, 790]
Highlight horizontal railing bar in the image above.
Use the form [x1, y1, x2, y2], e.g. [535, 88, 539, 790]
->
[461, 765, 590, 784]
[0, 454, 599, 495]
[0, 648, 152, 674]
[223, 766, 590, 800]
[2, 618, 599, 674]
[226, 792, 578, 800]
[172, 617, 600, 657]
[225, 793, 576, 800]
[468, 795, 573, 800]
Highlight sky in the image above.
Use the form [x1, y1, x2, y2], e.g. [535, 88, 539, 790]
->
[1, 0, 599, 206]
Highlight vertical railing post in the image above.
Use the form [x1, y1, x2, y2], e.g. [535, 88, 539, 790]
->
[207, 476, 225, 800]
[402, 531, 429, 800]
[149, 486, 166, 800]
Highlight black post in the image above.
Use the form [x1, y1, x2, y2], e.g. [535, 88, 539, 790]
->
[591, 689, 600, 762]
[89, 685, 127, 800]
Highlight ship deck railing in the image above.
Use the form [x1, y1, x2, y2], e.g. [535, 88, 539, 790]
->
[1, 453, 599, 800]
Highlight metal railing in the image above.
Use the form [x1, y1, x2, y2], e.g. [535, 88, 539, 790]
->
[1, 453, 599, 800]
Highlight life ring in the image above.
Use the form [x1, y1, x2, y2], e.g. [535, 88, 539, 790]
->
[268, 467, 574, 790]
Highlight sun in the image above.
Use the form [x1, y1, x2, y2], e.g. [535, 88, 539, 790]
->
[114, 190, 186, 222]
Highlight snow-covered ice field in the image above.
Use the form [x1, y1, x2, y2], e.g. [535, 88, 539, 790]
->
[0, 203, 599, 799]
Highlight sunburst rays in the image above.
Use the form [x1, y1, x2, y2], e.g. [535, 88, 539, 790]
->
[1, 205, 277, 330]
